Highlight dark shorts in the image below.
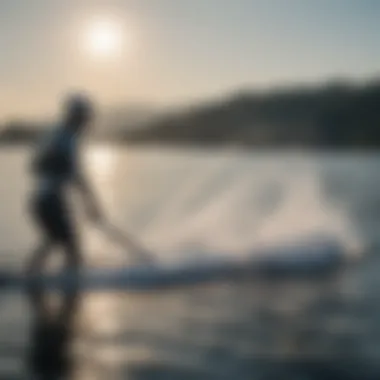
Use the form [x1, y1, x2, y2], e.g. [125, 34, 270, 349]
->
[31, 192, 76, 244]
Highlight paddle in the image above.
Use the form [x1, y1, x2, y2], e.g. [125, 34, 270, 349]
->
[98, 222, 155, 266]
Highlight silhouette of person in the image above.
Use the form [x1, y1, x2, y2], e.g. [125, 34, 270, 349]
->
[26, 93, 104, 280]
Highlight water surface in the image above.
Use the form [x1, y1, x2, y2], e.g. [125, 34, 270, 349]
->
[0, 146, 379, 379]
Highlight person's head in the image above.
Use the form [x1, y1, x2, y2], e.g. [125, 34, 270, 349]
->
[62, 93, 94, 133]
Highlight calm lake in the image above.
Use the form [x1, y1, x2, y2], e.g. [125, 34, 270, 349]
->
[0, 146, 380, 379]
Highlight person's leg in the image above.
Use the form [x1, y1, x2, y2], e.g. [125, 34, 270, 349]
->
[26, 193, 58, 278]
[56, 199, 82, 273]
[63, 236, 82, 272]
[56, 200, 83, 294]
[25, 238, 54, 277]
[59, 236, 82, 296]
[25, 238, 54, 307]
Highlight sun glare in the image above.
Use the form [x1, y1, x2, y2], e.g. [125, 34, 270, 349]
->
[84, 18, 126, 59]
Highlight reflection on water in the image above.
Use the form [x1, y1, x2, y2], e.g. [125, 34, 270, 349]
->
[0, 147, 379, 378]
[65, 277, 366, 379]
[27, 282, 79, 379]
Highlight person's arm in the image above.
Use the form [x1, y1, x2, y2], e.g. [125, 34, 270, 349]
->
[70, 136, 104, 223]
[73, 171, 104, 224]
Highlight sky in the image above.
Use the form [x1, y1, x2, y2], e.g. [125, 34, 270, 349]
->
[0, 0, 379, 120]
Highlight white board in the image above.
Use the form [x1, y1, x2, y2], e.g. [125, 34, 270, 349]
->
[0, 237, 345, 292]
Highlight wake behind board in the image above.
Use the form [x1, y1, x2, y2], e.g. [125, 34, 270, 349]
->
[0, 238, 346, 292]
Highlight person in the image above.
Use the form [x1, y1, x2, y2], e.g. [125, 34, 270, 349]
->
[26, 93, 104, 279]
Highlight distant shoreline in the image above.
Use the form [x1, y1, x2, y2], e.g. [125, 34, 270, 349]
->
[0, 139, 379, 152]
[2, 78, 380, 149]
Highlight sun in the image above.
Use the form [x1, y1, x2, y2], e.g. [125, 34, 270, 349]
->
[84, 18, 126, 59]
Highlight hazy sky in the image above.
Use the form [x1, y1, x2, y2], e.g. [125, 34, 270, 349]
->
[0, 0, 379, 119]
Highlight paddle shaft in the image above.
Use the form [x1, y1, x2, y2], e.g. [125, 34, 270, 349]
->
[100, 223, 154, 264]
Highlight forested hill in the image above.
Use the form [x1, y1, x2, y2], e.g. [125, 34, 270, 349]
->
[122, 80, 380, 148]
